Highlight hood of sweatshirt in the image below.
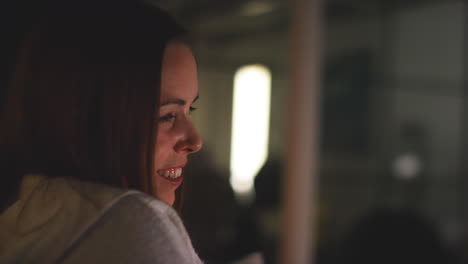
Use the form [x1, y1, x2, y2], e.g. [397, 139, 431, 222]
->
[0, 174, 130, 264]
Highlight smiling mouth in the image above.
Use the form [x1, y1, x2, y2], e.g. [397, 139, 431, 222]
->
[157, 168, 183, 185]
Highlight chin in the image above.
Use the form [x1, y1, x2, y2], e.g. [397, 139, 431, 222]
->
[156, 193, 175, 206]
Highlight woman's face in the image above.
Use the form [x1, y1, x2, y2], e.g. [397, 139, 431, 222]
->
[153, 41, 202, 206]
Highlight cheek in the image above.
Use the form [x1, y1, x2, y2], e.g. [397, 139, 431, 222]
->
[153, 130, 172, 166]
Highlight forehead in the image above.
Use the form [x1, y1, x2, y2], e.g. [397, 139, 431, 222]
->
[160, 41, 198, 100]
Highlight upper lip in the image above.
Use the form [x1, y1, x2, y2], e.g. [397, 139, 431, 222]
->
[157, 163, 186, 171]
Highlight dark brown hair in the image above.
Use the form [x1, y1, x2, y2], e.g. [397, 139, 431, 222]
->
[0, 0, 186, 209]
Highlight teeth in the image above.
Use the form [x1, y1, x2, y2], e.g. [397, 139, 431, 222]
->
[159, 168, 182, 179]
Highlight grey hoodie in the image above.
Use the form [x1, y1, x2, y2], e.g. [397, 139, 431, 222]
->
[0, 174, 202, 264]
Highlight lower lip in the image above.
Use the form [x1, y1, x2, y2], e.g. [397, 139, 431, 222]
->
[158, 173, 183, 187]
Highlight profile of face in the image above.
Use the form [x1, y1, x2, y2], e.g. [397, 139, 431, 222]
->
[153, 41, 202, 205]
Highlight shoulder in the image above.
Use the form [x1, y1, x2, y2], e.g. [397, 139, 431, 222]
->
[100, 192, 187, 236]
[59, 192, 202, 264]
[66, 179, 190, 242]
[65, 177, 197, 256]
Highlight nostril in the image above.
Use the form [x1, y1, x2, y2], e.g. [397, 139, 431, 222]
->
[175, 138, 202, 154]
[192, 139, 202, 153]
[187, 143, 201, 153]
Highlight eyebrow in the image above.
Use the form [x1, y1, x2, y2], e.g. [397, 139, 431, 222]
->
[160, 95, 199, 106]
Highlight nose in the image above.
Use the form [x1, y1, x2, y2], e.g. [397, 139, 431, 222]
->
[174, 120, 202, 154]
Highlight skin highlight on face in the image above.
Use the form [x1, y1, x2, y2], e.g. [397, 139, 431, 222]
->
[153, 40, 202, 205]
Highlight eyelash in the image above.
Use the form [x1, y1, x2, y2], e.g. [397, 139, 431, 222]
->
[158, 113, 176, 123]
[158, 107, 197, 123]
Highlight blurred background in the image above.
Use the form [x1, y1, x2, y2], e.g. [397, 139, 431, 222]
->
[2, 0, 466, 263]
[159, 0, 468, 263]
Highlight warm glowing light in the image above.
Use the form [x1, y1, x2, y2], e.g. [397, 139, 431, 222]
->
[241, 1, 274, 16]
[392, 152, 423, 180]
[230, 64, 271, 198]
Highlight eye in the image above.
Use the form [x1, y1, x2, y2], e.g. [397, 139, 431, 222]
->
[158, 113, 176, 123]
[189, 106, 197, 113]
